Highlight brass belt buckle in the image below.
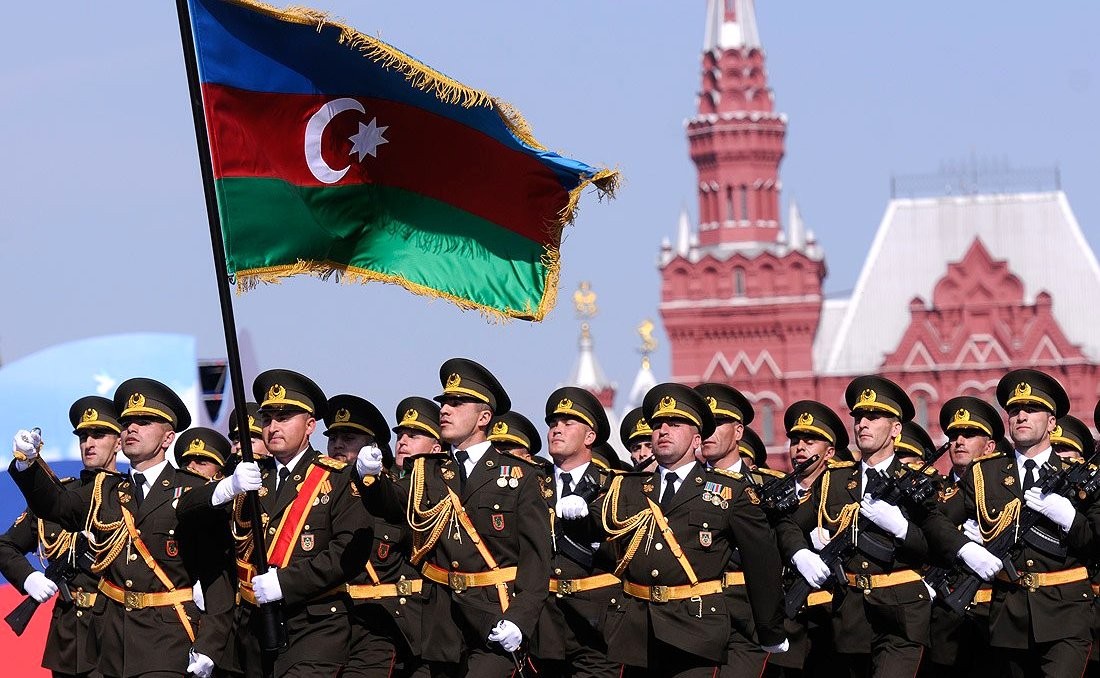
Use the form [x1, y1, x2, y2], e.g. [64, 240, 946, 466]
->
[556, 579, 575, 596]
[448, 572, 468, 592]
[855, 574, 872, 591]
[124, 591, 144, 609]
[1020, 572, 1039, 591]
[396, 580, 413, 597]
[73, 591, 90, 608]
[650, 585, 670, 603]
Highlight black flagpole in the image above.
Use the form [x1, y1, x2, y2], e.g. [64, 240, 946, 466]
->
[173, 0, 286, 654]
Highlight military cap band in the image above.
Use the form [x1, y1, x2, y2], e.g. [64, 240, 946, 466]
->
[435, 358, 510, 414]
[113, 378, 191, 431]
[1050, 426, 1082, 453]
[70, 396, 122, 435]
[393, 397, 442, 440]
[552, 400, 595, 429]
[262, 385, 314, 414]
[893, 438, 924, 458]
[946, 410, 991, 437]
[396, 413, 439, 438]
[122, 393, 174, 423]
[996, 369, 1069, 418]
[789, 417, 834, 444]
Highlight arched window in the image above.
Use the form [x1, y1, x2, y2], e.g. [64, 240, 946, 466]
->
[733, 267, 746, 296]
[913, 393, 929, 429]
[725, 186, 735, 222]
[760, 401, 775, 446]
[740, 185, 749, 221]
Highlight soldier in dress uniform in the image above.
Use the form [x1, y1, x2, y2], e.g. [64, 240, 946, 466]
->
[778, 376, 944, 678]
[0, 396, 121, 678]
[175, 428, 231, 481]
[228, 402, 267, 462]
[9, 378, 237, 678]
[692, 383, 771, 678]
[738, 426, 769, 471]
[323, 394, 423, 678]
[391, 398, 445, 473]
[767, 401, 849, 678]
[920, 396, 1004, 678]
[357, 358, 552, 677]
[1050, 415, 1094, 461]
[620, 408, 655, 472]
[179, 370, 374, 677]
[893, 422, 936, 467]
[486, 411, 543, 464]
[923, 369, 1100, 677]
[599, 383, 787, 676]
[532, 386, 621, 678]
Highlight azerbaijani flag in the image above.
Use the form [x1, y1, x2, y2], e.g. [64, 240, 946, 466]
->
[186, 0, 618, 321]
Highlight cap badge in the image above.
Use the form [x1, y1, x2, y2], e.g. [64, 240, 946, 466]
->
[334, 408, 351, 424]
[446, 373, 461, 389]
[267, 384, 286, 401]
[705, 396, 718, 412]
[188, 438, 207, 452]
[1014, 382, 1032, 398]
[656, 396, 677, 415]
[1052, 425, 1064, 438]
[797, 412, 814, 427]
[128, 393, 146, 409]
[557, 397, 574, 412]
[82, 408, 99, 423]
[248, 415, 256, 428]
[491, 421, 509, 436]
[857, 389, 877, 407]
[633, 419, 652, 435]
[952, 409, 971, 424]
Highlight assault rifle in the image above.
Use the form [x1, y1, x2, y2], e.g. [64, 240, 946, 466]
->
[940, 452, 1099, 614]
[5, 532, 95, 636]
[748, 455, 819, 516]
[784, 449, 944, 618]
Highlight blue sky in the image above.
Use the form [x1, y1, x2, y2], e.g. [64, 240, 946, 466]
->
[2, 1, 1098, 433]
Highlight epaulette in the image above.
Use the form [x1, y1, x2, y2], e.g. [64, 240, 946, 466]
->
[590, 456, 610, 472]
[176, 467, 212, 482]
[711, 467, 744, 481]
[497, 451, 546, 469]
[414, 452, 451, 463]
[756, 467, 786, 479]
[60, 476, 77, 485]
[972, 451, 1005, 464]
[314, 456, 347, 471]
[905, 462, 940, 477]
[826, 460, 856, 469]
[1064, 456, 1086, 465]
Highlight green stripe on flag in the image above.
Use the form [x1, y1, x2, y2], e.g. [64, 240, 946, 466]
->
[216, 178, 554, 318]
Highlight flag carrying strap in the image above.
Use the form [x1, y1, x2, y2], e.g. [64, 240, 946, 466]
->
[120, 508, 195, 642]
[267, 464, 330, 568]
[444, 486, 511, 613]
[644, 498, 700, 586]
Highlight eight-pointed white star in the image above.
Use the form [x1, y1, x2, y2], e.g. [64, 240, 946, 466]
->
[349, 117, 389, 161]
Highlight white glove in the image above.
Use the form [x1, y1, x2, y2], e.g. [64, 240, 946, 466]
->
[187, 648, 215, 678]
[12, 429, 41, 471]
[760, 638, 790, 654]
[252, 568, 283, 604]
[958, 542, 1003, 581]
[809, 526, 832, 551]
[962, 518, 982, 543]
[791, 548, 830, 588]
[859, 496, 909, 540]
[1024, 487, 1076, 533]
[211, 461, 262, 506]
[487, 619, 523, 652]
[356, 445, 383, 477]
[192, 582, 205, 611]
[555, 495, 589, 519]
[23, 571, 57, 603]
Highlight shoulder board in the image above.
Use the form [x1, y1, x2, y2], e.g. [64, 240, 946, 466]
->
[496, 451, 545, 469]
[972, 451, 1005, 464]
[1064, 456, 1086, 465]
[827, 459, 856, 468]
[615, 470, 657, 478]
[314, 456, 347, 471]
[60, 476, 77, 485]
[589, 456, 610, 471]
[756, 468, 786, 479]
[175, 467, 212, 482]
[412, 452, 450, 464]
[905, 462, 940, 477]
[711, 467, 744, 481]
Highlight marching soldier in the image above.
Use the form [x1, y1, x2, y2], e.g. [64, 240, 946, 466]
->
[921, 396, 1004, 678]
[486, 410, 544, 464]
[778, 376, 942, 677]
[9, 378, 236, 678]
[893, 422, 936, 466]
[324, 394, 391, 468]
[1050, 415, 1093, 461]
[785, 401, 845, 498]
[175, 427, 232, 481]
[357, 358, 552, 677]
[620, 408, 655, 472]
[738, 426, 769, 471]
[229, 402, 268, 462]
[693, 383, 770, 677]
[0, 396, 121, 678]
[391, 397, 445, 472]
[180, 370, 374, 677]
[924, 369, 1100, 677]
[600, 382, 787, 675]
[536, 387, 621, 678]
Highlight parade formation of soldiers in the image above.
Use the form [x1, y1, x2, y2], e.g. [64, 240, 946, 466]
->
[5, 360, 1100, 677]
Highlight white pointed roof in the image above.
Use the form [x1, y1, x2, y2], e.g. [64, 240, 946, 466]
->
[818, 191, 1100, 374]
[568, 323, 611, 391]
[676, 208, 691, 256]
[623, 356, 658, 414]
[704, 0, 761, 52]
[787, 200, 806, 250]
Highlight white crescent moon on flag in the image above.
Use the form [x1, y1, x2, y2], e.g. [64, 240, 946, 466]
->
[304, 97, 365, 184]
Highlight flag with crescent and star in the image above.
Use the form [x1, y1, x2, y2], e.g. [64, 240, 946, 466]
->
[185, 0, 618, 321]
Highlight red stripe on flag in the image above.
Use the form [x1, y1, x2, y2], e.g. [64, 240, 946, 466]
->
[203, 85, 569, 247]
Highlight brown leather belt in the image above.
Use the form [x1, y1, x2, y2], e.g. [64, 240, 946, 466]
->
[421, 563, 517, 593]
[806, 590, 833, 606]
[549, 573, 620, 596]
[623, 579, 723, 603]
[995, 566, 1088, 590]
[844, 569, 922, 591]
[722, 571, 745, 587]
[347, 579, 423, 600]
[98, 579, 192, 610]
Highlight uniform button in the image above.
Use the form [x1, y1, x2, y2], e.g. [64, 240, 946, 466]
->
[268, 527, 276, 535]
[129, 553, 138, 562]
[1026, 559, 1035, 567]
[610, 598, 616, 604]
[168, 529, 174, 536]
[493, 504, 500, 510]
[76, 611, 83, 617]
[452, 561, 460, 569]
[330, 606, 337, 613]
[651, 569, 659, 577]
[125, 579, 133, 587]
[399, 597, 407, 605]
[710, 607, 716, 612]
[702, 523, 709, 529]
[304, 524, 311, 531]
[655, 543, 664, 551]
[554, 568, 562, 576]
[383, 534, 390, 540]
[860, 561, 869, 569]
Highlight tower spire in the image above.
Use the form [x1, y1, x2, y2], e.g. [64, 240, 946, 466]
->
[704, 0, 761, 53]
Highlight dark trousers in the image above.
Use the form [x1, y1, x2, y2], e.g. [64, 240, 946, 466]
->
[1004, 636, 1092, 678]
[343, 609, 427, 678]
[622, 636, 719, 678]
[721, 629, 767, 678]
[537, 604, 620, 678]
[426, 647, 518, 678]
[839, 641, 923, 678]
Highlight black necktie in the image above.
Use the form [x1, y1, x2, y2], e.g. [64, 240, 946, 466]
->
[1022, 459, 1038, 492]
[560, 474, 574, 497]
[276, 467, 291, 496]
[455, 450, 470, 489]
[660, 474, 678, 511]
[133, 473, 146, 507]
